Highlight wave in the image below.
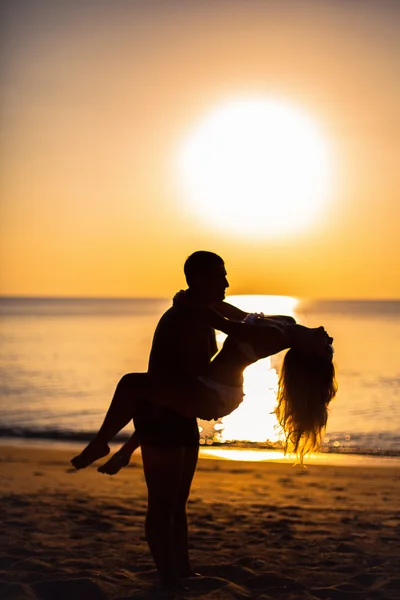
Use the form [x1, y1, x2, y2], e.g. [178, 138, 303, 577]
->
[0, 426, 132, 444]
[0, 426, 399, 457]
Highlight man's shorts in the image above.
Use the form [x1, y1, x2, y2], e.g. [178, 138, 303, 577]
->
[133, 399, 200, 447]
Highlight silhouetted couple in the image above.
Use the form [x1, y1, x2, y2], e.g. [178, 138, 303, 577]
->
[72, 251, 336, 587]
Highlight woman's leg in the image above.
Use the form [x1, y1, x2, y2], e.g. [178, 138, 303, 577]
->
[71, 373, 223, 470]
[71, 373, 147, 469]
[97, 430, 140, 475]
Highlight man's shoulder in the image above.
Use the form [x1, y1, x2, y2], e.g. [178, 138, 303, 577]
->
[155, 305, 191, 332]
[158, 305, 186, 323]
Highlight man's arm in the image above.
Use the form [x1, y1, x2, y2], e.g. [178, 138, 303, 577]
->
[174, 291, 295, 325]
[211, 301, 296, 326]
[255, 315, 296, 325]
[185, 305, 285, 342]
[182, 305, 332, 357]
[210, 300, 248, 321]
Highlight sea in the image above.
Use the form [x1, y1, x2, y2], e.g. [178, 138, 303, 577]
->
[0, 295, 399, 460]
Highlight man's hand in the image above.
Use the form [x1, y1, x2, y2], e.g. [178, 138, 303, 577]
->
[245, 313, 296, 326]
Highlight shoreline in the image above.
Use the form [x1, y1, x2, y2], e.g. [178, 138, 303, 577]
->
[1, 437, 400, 468]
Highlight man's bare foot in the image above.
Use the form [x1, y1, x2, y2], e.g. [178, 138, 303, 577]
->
[97, 447, 132, 475]
[71, 441, 110, 470]
[160, 577, 189, 591]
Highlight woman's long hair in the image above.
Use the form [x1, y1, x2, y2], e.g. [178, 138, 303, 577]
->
[275, 347, 337, 464]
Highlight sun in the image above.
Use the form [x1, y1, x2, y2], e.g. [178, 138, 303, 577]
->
[176, 97, 333, 238]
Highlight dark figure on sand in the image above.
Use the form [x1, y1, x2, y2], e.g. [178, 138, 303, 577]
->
[72, 251, 337, 587]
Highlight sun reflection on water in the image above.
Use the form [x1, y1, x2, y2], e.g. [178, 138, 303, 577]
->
[215, 295, 298, 444]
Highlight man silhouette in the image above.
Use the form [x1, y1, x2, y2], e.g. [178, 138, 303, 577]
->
[134, 251, 245, 585]
[71, 251, 248, 583]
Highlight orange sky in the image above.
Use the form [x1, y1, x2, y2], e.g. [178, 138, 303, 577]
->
[0, 0, 399, 299]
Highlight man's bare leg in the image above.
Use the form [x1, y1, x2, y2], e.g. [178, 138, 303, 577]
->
[98, 430, 140, 475]
[174, 445, 200, 578]
[71, 374, 146, 470]
[141, 444, 186, 585]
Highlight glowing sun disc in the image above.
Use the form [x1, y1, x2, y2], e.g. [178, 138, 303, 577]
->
[177, 97, 333, 237]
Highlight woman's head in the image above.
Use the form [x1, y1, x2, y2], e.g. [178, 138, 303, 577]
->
[275, 347, 337, 464]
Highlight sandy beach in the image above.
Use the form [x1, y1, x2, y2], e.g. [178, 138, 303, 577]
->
[1, 445, 399, 600]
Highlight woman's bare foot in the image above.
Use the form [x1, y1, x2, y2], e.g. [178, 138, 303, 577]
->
[71, 440, 110, 470]
[97, 447, 132, 475]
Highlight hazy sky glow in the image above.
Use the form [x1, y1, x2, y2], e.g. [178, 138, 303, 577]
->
[1, 0, 399, 298]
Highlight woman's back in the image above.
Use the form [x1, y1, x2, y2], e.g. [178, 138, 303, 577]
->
[205, 335, 253, 386]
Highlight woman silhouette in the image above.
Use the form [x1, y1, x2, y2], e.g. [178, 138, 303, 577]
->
[72, 302, 336, 469]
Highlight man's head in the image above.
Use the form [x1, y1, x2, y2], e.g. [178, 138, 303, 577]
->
[184, 251, 229, 303]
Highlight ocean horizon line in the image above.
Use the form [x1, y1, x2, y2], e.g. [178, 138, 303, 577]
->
[1, 295, 400, 302]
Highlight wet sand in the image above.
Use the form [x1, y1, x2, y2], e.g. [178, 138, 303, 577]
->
[1, 444, 399, 599]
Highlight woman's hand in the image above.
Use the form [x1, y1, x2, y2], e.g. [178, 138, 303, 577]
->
[173, 289, 190, 307]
